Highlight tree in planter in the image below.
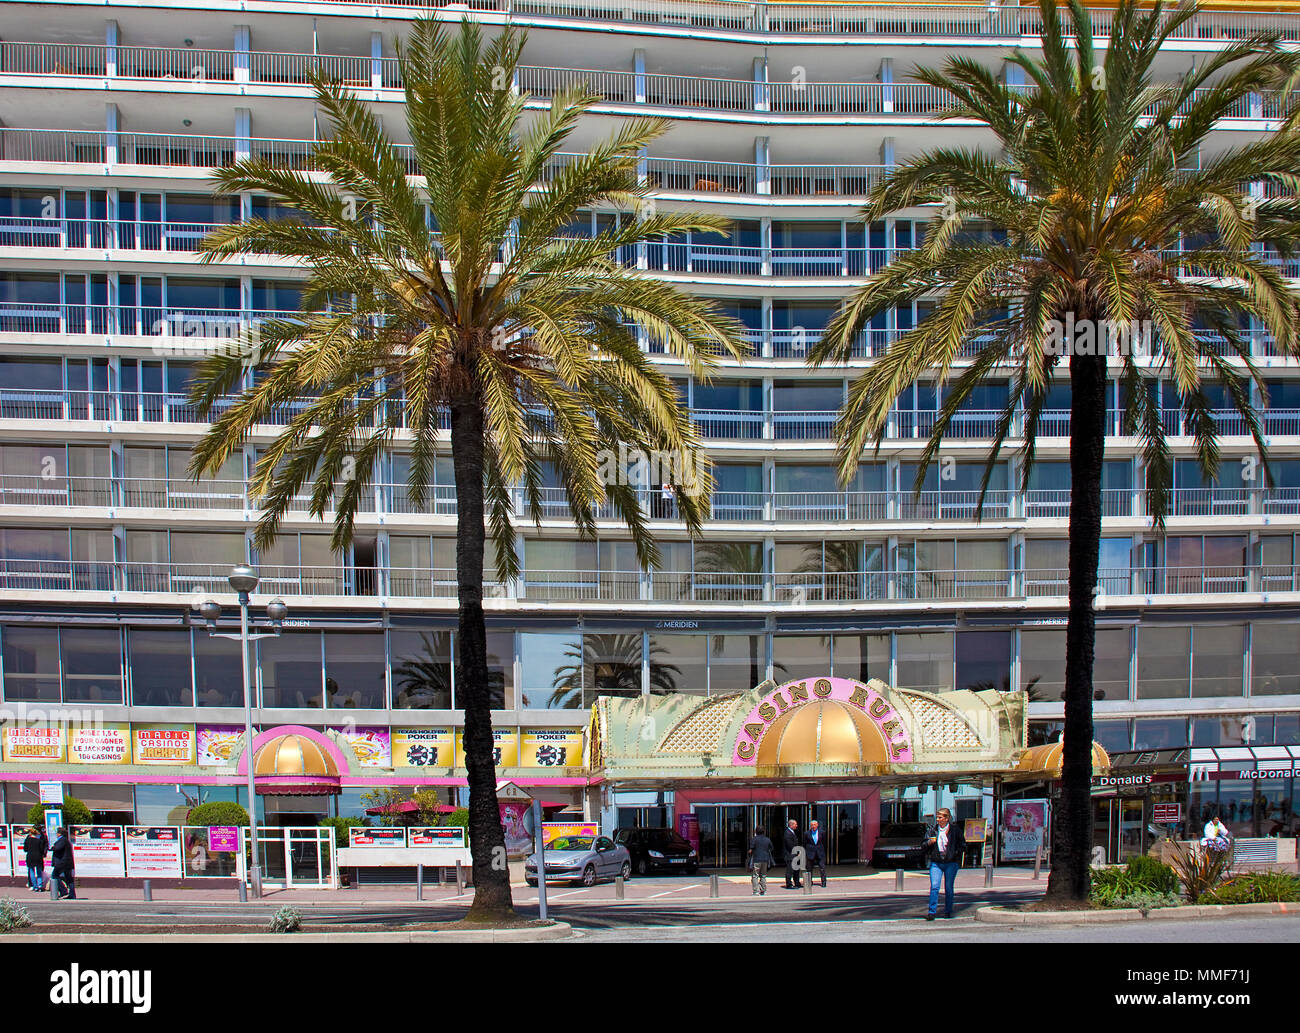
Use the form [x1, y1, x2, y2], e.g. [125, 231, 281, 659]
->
[28, 798, 93, 829]
[185, 801, 250, 828]
[809, 0, 1300, 903]
[189, 16, 743, 921]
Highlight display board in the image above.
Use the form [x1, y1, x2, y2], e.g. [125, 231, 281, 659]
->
[125, 826, 184, 878]
[69, 826, 126, 877]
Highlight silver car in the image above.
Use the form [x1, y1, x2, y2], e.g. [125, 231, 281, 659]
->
[524, 834, 631, 887]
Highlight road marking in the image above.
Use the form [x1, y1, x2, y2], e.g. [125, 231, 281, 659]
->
[646, 885, 701, 899]
[547, 889, 596, 900]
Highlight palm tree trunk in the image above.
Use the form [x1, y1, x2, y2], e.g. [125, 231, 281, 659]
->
[1045, 345, 1107, 903]
[450, 398, 515, 922]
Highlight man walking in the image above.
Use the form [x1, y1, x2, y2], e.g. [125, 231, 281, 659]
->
[783, 818, 804, 889]
[806, 819, 828, 887]
[924, 808, 964, 920]
[747, 825, 774, 896]
[50, 826, 76, 900]
[22, 825, 46, 892]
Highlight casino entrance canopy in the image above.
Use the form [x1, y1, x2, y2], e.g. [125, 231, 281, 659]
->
[583, 675, 1031, 788]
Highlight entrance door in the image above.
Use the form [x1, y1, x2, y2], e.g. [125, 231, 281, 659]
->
[811, 803, 861, 864]
[1118, 798, 1146, 861]
[694, 806, 746, 868]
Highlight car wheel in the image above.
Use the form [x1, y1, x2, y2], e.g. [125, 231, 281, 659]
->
[582, 864, 597, 887]
[636, 857, 650, 877]
[619, 861, 631, 881]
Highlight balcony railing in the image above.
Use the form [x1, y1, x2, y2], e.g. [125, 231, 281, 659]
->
[0, 216, 227, 252]
[1, 558, 1294, 603]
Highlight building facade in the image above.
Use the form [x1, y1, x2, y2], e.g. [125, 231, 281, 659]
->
[0, 0, 1298, 852]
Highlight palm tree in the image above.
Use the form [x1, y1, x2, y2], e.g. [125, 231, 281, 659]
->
[188, 16, 744, 921]
[810, 0, 1300, 903]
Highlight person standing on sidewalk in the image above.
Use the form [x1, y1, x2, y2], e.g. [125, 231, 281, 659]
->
[783, 818, 804, 889]
[22, 825, 46, 891]
[924, 808, 964, 920]
[50, 827, 76, 900]
[806, 819, 828, 887]
[747, 825, 774, 896]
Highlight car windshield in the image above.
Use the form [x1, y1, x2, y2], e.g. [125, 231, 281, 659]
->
[881, 823, 927, 839]
[646, 830, 689, 847]
[546, 837, 594, 851]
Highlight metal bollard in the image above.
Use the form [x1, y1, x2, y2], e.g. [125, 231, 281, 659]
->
[237, 880, 247, 902]
[895, 868, 905, 892]
[455, 861, 465, 894]
[804, 872, 812, 894]
[615, 875, 625, 900]
[1032, 843, 1043, 881]
[49, 877, 58, 901]
[984, 864, 994, 888]
[416, 864, 423, 901]
[142, 880, 152, 902]
[709, 873, 719, 898]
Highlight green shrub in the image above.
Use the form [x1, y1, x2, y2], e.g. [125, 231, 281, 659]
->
[269, 905, 301, 933]
[1108, 891, 1183, 912]
[0, 899, 32, 932]
[319, 817, 369, 847]
[186, 801, 250, 828]
[27, 798, 93, 829]
[443, 808, 469, 831]
[1166, 841, 1235, 903]
[1202, 871, 1300, 905]
[1125, 855, 1180, 894]
[1089, 866, 1135, 905]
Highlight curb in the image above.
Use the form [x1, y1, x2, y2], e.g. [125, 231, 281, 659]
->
[10, 922, 575, 943]
[975, 902, 1294, 925]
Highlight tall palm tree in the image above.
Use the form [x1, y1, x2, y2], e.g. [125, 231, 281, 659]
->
[810, 0, 1300, 902]
[188, 16, 744, 921]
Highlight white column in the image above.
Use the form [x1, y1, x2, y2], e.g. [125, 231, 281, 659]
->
[234, 108, 251, 161]
[754, 135, 770, 196]
[760, 215, 772, 276]
[105, 103, 120, 166]
[752, 55, 768, 113]
[234, 25, 250, 85]
[879, 136, 896, 169]
[371, 32, 383, 94]
[105, 21, 119, 78]
[878, 57, 893, 114]
[634, 49, 646, 104]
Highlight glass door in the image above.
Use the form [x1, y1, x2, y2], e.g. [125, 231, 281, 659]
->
[812, 803, 861, 864]
[694, 806, 747, 868]
[1118, 798, 1146, 861]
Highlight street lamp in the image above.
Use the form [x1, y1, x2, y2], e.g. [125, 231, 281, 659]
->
[198, 565, 287, 899]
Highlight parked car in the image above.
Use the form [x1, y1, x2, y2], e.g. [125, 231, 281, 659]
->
[524, 835, 631, 887]
[614, 827, 699, 875]
[870, 822, 929, 870]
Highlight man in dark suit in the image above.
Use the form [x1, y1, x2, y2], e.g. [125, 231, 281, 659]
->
[805, 819, 828, 887]
[747, 825, 775, 896]
[783, 818, 804, 888]
[923, 808, 965, 919]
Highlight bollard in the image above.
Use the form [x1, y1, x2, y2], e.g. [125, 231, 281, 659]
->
[416, 864, 423, 901]
[455, 861, 465, 894]
[804, 872, 812, 895]
[984, 864, 994, 889]
[1032, 843, 1043, 881]
[895, 868, 905, 892]
[237, 879, 247, 902]
[49, 877, 58, 901]
[142, 880, 153, 902]
[615, 874, 625, 900]
[709, 873, 719, 898]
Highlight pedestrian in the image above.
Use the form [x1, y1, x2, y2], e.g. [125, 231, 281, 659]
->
[1201, 814, 1231, 853]
[806, 818, 828, 887]
[22, 824, 47, 892]
[783, 818, 804, 889]
[924, 808, 964, 920]
[50, 826, 75, 900]
[747, 825, 774, 896]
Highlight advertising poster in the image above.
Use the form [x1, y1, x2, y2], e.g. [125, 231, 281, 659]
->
[132, 725, 196, 765]
[349, 827, 406, 847]
[392, 728, 454, 768]
[410, 826, 465, 847]
[541, 821, 598, 847]
[39, 782, 63, 804]
[125, 826, 183, 878]
[1000, 799, 1050, 861]
[329, 727, 391, 768]
[67, 724, 131, 764]
[3, 726, 64, 763]
[500, 801, 533, 859]
[208, 827, 239, 852]
[44, 811, 62, 845]
[455, 728, 518, 769]
[519, 729, 584, 769]
[70, 826, 126, 878]
[964, 818, 989, 844]
[677, 814, 700, 855]
[196, 726, 244, 767]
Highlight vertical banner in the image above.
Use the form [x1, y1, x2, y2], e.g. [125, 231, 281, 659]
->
[677, 813, 700, 855]
[70, 826, 126, 877]
[499, 801, 533, 859]
[125, 827, 184, 878]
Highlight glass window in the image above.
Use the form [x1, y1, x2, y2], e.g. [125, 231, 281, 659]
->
[391, 630, 452, 709]
[649, 634, 707, 695]
[135, 784, 202, 826]
[130, 629, 193, 706]
[1028, 720, 1064, 747]
[1133, 718, 1188, 750]
[1020, 628, 1064, 700]
[1093, 720, 1132, 753]
[1137, 625, 1190, 699]
[773, 635, 831, 683]
[258, 633, 323, 709]
[585, 633, 643, 701]
[896, 632, 953, 693]
[955, 630, 1011, 693]
[60, 627, 122, 703]
[519, 631, 583, 709]
[193, 632, 242, 707]
[694, 380, 762, 411]
[831, 633, 888, 682]
[482, 630, 514, 710]
[772, 381, 843, 412]
[324, 633, 386, 709]
[1191, 717, 1250, 748]
[1191, 624, 1245, 698]
[2, 625, 60, 701]
[1251, 621, 1300, 695]
[1094, 627, 1132, 701]
[709, 634, 764, 694]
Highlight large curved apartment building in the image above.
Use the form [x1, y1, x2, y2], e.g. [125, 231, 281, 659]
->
[0, 0, 1297, 852]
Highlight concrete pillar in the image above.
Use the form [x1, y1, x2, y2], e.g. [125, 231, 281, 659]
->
[879, 136, 896, 170]
[878, 57, 893, 113]
[634, 49, 646, 104]
[754, 135, 770, 196]
[234, 25, 250, 84]
[753, 55, 768, 112]
[234, 108, 250, 161]
[105, 21, 119, 78]
[371, 32, 383, 93]
[105, 103, 120, 166]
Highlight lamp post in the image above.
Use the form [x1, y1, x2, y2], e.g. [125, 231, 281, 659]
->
[199, 564, 286, 899]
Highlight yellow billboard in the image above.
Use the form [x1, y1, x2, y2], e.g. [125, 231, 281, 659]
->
[519, 729, 584, 768]
[455, 728, 518, 768]
[67, 724, 132, 764]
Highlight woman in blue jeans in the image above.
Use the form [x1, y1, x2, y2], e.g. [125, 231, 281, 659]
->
[924, 808, 965, 920]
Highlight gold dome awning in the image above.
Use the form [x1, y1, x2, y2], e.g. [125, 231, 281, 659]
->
[1016, 740, 1111, 778]
[756, 700, 889, 767]
[252, 732, 340, 778]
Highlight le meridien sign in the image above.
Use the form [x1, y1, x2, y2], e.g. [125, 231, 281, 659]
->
[732, 677, 914, 764]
